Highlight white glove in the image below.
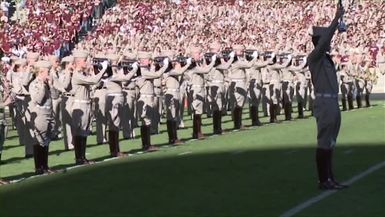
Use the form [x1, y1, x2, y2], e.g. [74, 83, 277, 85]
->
[211, 54, 217, 62]
[252, 51, 258, 58]
[101, 60, 109, 71]
[186, 58, 192, 65]
[132, 61, 139, 69]
[229, 51, 235, 58]
[163, 58, 169, 66]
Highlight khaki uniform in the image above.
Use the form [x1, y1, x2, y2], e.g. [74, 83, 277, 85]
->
[29, 78, 53, 147]
[93, 80, 108, 144]
[151, 77, 162, 134]
[186, 60, 214, 138]
[304, 69, 315, 112]
[55, 70, 74, 150]
[267, 64, 282, 123]
[11, 70, 35, 157]
[71, 70, 105, 136]
[163, 62, 190, 143]
[355, 63, 367, 108]
[289, 56, 308, 118]
[280, 65, 295, 121]
[247, 60, 268, 125]
[340, 62, 355, 110]
[121, 80, 137, 139]
[50, 68, 62, 139]
[261, 66, 271, 117]
[105, 67, 136, 157]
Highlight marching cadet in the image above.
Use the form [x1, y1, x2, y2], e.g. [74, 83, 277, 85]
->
[151, 54, 164, 135]
[136, 51, 168, 151]
[289, 54, 308, 119]
[339, 56, 349, 111]
[278, 52, 295, 121]
[12, 53, 38, 158]
[56, 56, 75, 150]
[246, 48, 268, 126]
[0, 74, 11, 184]
[343, 55, 356, 110]
[71, 50, 108, 165]
[228, 44, 258, 129]
[207, 42, 231, 134]
[304, 67, 314, 114]
[364, 63, 377, 107]
[48, 55, 63, 140]
[261, 53, 272, 118]
[355, 52, 369, 109]
[93, 53, 108, 145]
[178, 75, 188, 128]
[105, 53, 138, 157]
[266, 51, 282, 123]
[121, 52, 138, 140]
[30, 60, 55, 175]
[185, 46, 215, 139]
[163, 50, 191, 144]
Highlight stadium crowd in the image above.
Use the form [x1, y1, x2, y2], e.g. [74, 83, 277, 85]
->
[0, 0, 384, 185]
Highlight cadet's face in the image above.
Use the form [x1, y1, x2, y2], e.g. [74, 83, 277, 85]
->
[140, 58, 150, 65]
[235, 49, 244, 56]
[75, 58, 87, 69]
[192, 52, 201, 60]
[39, 68, 49, 81]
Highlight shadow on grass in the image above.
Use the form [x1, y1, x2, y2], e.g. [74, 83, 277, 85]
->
[0, 143, 384, 217]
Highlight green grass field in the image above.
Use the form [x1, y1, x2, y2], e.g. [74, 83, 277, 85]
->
[0, 102, 384, 217]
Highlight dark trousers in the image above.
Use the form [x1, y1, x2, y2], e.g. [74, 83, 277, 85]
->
[313, 97, 341, 149]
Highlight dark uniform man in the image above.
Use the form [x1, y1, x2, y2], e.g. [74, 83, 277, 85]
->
[308, 6, 348, 190]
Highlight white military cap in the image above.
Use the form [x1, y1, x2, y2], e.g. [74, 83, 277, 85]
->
[26, 52, 39, 61]
[106, 54, 120, 62]
[61, 56, 74, 63]
[123, 52, 137, 59]
[34, 60, 52, 69]
[161, 50, 175, 59]
[14, 59, 27, 66]
[137, 51, 152, 59]
[72, 50, 89, 58]
[233, 44, 245, 51]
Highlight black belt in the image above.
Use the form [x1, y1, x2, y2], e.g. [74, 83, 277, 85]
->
[123, 88, 136, 90]
[16, 94, 29, 97]
[315, 93, 338, 98]
[64, 93, 75, 97]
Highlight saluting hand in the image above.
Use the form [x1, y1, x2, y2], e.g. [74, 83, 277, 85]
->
[335, 6, 345, 19]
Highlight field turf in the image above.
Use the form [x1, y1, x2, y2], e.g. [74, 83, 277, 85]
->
[0, 102, 384, 217]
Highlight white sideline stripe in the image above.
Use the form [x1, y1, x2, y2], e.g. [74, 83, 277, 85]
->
[178, 151, 192, 156]
[280, 160, 385, 217]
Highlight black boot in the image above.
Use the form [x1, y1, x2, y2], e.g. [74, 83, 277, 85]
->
[316, 148, 329, 189]
[0, 153, 5, 165]
[213, 110, 223, 134]
[298, 102, 304, 119]
[192, 114, 198, 139]
[365, 94, 370, 107]
[74, 136, 83, 165]
[109, 131, 124, 157]
[80, 136, 94, 165]
[326, 149, 348, 189]
[347, 95, 354, 110]
[356, 95, 362, 109]
[250, 106, 259, 126]
[145, 125, 158, 151]
[173, 120, 183, 145]
[33, 145, 44, 175]
[166, 121, 174, 144]
[140, 126, 147, 149]
[284, 103, 292, 121]
[341, 98, 347, 111]
[269, 104, 278, 123]
[233, 108, 240, 129]
[195, 114, 205, 139]
[42, 146, 55, 174]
